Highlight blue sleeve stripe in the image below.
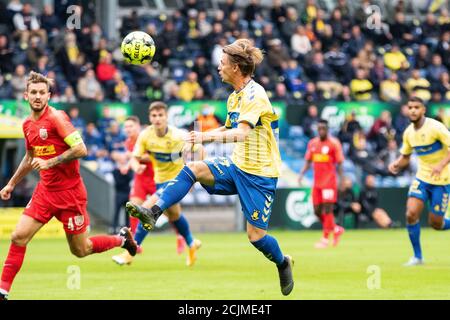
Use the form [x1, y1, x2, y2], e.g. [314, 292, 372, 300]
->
[152, 151, 182, 162]
[414, 140, 443, 156]
[271, 120, 279, 129]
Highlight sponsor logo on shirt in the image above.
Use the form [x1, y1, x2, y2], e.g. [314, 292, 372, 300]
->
[312, 153, 330, 162]
[33, 145, 56, 156]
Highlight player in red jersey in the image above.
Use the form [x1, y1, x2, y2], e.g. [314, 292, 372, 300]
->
[0, 72, 137, 300]
[117, 116, 156, 235]
[111, 116, 186, 265]
[298, 119, 345, 248]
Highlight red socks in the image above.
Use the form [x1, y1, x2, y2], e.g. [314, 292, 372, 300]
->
[323, 213, 336, 236]
[319, 214, 329, 239]
[89, 235, 123, 253]
[129, 216, 139, 235]
[1, 243, 26, 293]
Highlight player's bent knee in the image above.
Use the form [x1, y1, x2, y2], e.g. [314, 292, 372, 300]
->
[166, 211, 180, 222]
[186, 161, 203, 177]
[11, 231, 30, 246]
[405, 211, 419, 224]
[247, 228, 267, 242]
[429, 218, 443, 230]
[70, 246, 89, 258]
[430, 221, 442, 230]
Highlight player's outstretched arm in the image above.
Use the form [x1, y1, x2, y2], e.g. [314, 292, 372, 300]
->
[207, 126, 228, 133]
[185, 123, 251, 144]
[182, 143, 206, 163]
[129, 156, 146, 174]
[298, 160, 312, 186]
[0, 150, 34, 200]
[388, 154, 411, 175]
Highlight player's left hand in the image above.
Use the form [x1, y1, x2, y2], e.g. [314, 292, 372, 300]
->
[431, 164, 444, 178]
[31, 158, 52, 171]
[184, 131, 204, 144]
[388, 162, 400, 175]
[0, 184, 14, 200]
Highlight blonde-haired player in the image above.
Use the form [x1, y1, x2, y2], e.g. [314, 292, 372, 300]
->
[126, 39, 294, 296]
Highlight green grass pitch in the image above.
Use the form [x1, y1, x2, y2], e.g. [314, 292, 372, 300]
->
[2, 229, 450, 300]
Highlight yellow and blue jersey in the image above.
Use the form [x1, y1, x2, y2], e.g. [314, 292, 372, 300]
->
[400, 117, 450, 185]
[133, 125, 185, 184]
[225, 79, 281, 178]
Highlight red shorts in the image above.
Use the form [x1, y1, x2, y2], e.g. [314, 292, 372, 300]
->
[24, 182, 90, 235]
[312, 186, 337, 206]
[129, 176, 156, 201]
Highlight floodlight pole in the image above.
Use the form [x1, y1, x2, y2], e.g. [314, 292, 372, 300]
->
[97, 0, 118, 41]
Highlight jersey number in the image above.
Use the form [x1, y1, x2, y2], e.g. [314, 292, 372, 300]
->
[322, 189, 335, 200]
[68, 218, 74, 231]
[409, 180, 420, 193]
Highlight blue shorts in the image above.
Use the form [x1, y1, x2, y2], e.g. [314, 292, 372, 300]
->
[202, 157, 278, 230]
[408, 178, 450, 216]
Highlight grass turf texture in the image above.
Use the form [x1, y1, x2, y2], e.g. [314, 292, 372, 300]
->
[1, 229, 450, 300]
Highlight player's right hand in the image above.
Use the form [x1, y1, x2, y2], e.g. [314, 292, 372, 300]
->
[388, 162, 400, 175]
[0, 184, 14, 201]
[134, 164, 146, 174]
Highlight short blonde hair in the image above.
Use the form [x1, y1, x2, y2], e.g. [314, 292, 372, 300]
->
[27, 71, 54, 90]
[148, 101, 168, 113]
[223, 39, 264, 76]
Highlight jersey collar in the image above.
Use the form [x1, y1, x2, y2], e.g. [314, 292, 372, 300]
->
[234, 78, 253, 94]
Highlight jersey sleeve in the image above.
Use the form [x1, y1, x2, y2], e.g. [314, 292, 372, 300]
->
[436, 121, 450, 147]
[54, 111, 83, 147]
[237, 95, 265, 128]
[133, 131, 147, 158]
[400, 129, 413, 155]
[22, 122, 32, 151]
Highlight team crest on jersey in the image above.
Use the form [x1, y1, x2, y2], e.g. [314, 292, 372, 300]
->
[74, 215, 85, 227]
[39, 128, 48, 140]
[321, 146, 330, 154]
[251, 210, 260, 221]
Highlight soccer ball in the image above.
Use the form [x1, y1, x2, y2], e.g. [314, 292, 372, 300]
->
[121, 31, 156, 65]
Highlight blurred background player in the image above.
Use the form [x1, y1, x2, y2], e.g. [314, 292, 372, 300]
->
[111, 115, 187, 265]
[0, 72, 136, 300]
[116, 102, 202, 267]
[298, 119, 345, 248]
[115, 116, 155, 234]
[126, 39, 294, 296]
[359, 174, 396, 229]
[389, 96, 450, 266]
